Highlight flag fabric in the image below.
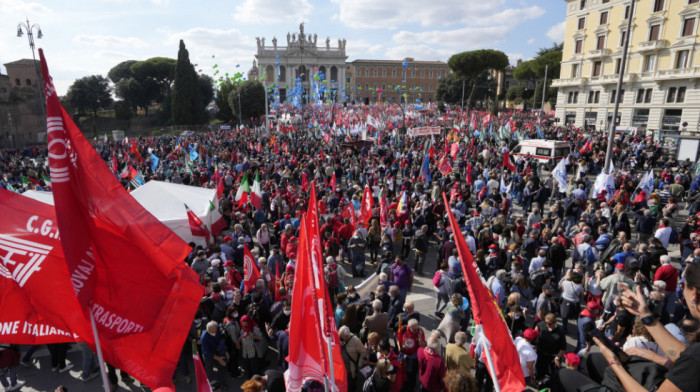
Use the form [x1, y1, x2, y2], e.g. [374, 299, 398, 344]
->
[442, 192, 526, 392]
[127, 166, 145, 189]
[0, 189, 89, 344]
[502, 151, 517, 172]
[341, 202, 357, 227]
[150, 153, 160, 172]
[636, 169, 654, 199]
[185, 204, 210, 240]
[359, 185, 373, 225]
[305, 186, 347, 392]
[499, 177, 509, 195]
[537, 125, 545, 139]
[330, 173, 336, 190]
[421, 153, 431, 183]
[450, 142, 459, 160]
[111, 152, 118, 174]
[397, 190, 408, 215]
[302, 172, 310, 191]
[243, 244, 261, 293]
[130, 142, 143, 162]
[193, 347, 213, 392]
[466, 163, 474, 187]
[189, 145, 199, 161]
[366, 114, 379, 129]
[379, 189, 388, 228]
[41, 173, 51, 188]
[251, 173, 263, 210]
[552, 159, 568, 192]
[39, 50, 203, 390]
[579, 139, 592, 154]
[593, 172, 616, 202]
[216, 173, 225, 200]
[235, 174, 250, 206]
[437, 154, 452, 176]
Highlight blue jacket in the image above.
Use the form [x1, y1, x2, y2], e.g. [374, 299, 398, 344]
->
[200, 329, 225, 360]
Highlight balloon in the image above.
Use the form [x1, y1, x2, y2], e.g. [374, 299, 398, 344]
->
[212, 55, 215, 58]
[276, 62, 280, 66]
[402, 61, 408, 67]
[236, 64, 240, 67]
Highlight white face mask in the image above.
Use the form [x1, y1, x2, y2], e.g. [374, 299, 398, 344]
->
[232, 313, 238, 318]
[283, 309, 291, 316]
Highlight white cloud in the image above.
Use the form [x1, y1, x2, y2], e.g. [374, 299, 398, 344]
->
[233, 0, 313, 24]
[73, 35, 149, 48]
[392, 25, 510, 49]
[546, 21, 566, 42]
[0, 0, 52, 17]
[527, 38, 536, 45]
[345, 39, 383, 58]
[384, 45, 452, 61]
[332, 0, 542, 29]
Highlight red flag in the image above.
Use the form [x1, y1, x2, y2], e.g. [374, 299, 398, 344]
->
[379, 189, 388, 228]
[341, 203, 356, 228]
[251, 173, 263, 211]
[186, 204, 210, 240]
[330, 173, 337, 191]
[111, 152, 118, 174]
[256, 142, 262, 154]
[438, 154, 452, 176]
[193, 350, 213, 392]
[323, 132, 331, 144]
[282, 142, 289, 154]
[450, 142, 459, 160]
[0, 189, 90, 344]
[503, 150, 517, 172]
[428, 146, 436, 159]
[305, 186, 348, 391]
[216, 174, 225, 200]
[358, 185, 373, 225]
[302, 172, 310, 191]
[40, 50, 203, 390]
[286, 218, 347, 392]
[243, 244, 260, 293]
[443, 192, 526, 392]
[579, 139, 592, 154]
[274, 140, 279, 155]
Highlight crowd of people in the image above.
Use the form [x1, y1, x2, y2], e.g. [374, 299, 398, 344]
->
[2, 102, 700, 392]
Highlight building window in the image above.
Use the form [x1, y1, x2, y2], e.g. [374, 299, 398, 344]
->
[690, 0, 699, 4]
[573, 91, 579, 103]
[365, 68, 370, 77]
[14, 79, 20, 86]
[578, 17, 585, 30]
[575, 40, 583, 54]
[373, 68, 378, 77]
[593, 61, 602, 76]
[677, 86, 686, 102]
[649, 24, 660, 41]
[682, 18, 695, 36]
[402, 70, 406, 79]
[26, 79, 31, 86]
[572, 64, 580, 77]
[365, 83, 369, 90]
[644, 54, 656, 72]
[676, 50, 689, 68]
[429, 84, 432, 91]
[411, 70, 415, 77]
[382, 69, 386, 77]
[645, 88, 653, 103]
[624, 5, 630, 19]
[600, 11, 608, 25]
[420, 70, 425, 77]
[619, 30, 627, 47]
[356, 69, 361, 76]
[653, 0, 664, 13]
[589, 90, 600, 103]
[580, 0, 586, 10]
[429, 70, 433, 77]
[597, 35, 605, 49]
[568, 92, 573, 104]
[636, 89, 645, 103]
[667, 87, 677, 102]
[615, 59, 622, 74]
[610, 89, 625, 103]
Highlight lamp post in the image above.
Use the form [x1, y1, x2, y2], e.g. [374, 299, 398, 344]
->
[237, 92, 242, 130]
[17, 18, 45, 108]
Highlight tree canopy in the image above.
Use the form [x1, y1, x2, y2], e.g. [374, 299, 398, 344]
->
[227, 80, 265, 125]
[65, 75, 113, 117]
[172, 40, 203, 125]
[446, 49, 508, 112]
[512, 42, 562, 108]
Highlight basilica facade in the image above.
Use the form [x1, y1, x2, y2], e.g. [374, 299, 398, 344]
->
[253, 24, 348, 103]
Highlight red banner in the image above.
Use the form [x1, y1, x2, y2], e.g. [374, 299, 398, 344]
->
[40, 50, 203, 389]
[243, 244, 260, 293]
[442, 192, 526, 392]
[503, 150, 517, 172]
[0, 189, 88, 344]
[359, 185, 373, 225]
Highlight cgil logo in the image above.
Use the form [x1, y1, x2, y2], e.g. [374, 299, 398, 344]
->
[0, 234, 52, 287]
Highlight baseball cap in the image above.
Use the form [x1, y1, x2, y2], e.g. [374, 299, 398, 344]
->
[541, 284, 553, 291]
[223, 260, 234, 267]
[223, 236, 233, 242]
[523, 329, 539, 341]
[564, 353, 581, 368]
[615, 262, 625, 271]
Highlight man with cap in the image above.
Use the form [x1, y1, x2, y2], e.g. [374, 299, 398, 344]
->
[576, 301, 602, 352]
[515, 329, 539, 386]
[224, 260, 243, 289]
[467, 211, 483, 232]
[220, 237, 235, 263]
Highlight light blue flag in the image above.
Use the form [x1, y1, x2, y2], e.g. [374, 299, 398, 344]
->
[537, 125, 545, 139]
[421, 153, 431, 183]
[189, 145, 199, 161]
[151, 153, 160, 172]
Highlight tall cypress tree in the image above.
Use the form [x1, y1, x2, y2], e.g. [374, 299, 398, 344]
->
[172, 40, 202, 125]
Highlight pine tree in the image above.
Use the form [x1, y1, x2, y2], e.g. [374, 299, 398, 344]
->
[172, 40, 202, 126]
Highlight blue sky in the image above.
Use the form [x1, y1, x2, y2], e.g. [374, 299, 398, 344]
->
[1, 0, 567, 95]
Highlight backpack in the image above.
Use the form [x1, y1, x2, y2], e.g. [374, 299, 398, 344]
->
[529, 269, 549, 296]
[583, 245, 596, 265]
[669, 229, 679, 244]
[327, 265, 340, 289]
[362, 369, 376, 392]
[433, 271, 443, 288]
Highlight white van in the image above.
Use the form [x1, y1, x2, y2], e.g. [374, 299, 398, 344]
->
[511, 140, 571, 167]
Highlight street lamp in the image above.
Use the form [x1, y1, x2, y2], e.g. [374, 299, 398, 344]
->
[17, 18, 45, 106]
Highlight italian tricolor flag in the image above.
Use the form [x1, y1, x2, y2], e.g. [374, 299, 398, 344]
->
[251, 173, 262, 210]
[235, 173, 250, 206]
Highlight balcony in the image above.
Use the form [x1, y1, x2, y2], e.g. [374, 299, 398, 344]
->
[588, 48, 611, 58]
[600, 73, 637, 85]
[551, 77, 588, 87]
[638, 40, 667, 52]
[656, 67, 698, 79]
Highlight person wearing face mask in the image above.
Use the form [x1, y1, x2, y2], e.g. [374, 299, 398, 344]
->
[576, 301, 602, 352]
[505, 306, 527, 338]
[223, 306, 242, 378]
[200, 321, 227, 386]
[268, 300, 291, 336]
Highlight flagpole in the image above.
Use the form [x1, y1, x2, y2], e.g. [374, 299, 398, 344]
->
[478, 326, 502, 392]
[325, 333, 336, 392]
[89, 306, 112, 392]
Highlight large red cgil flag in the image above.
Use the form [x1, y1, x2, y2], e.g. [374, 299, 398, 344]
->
[39, 50, 203, 389]
[442, 192, 526, 392]
[502, 150, 517, 172]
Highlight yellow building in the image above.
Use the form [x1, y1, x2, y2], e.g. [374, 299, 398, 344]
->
[553, 0, 700, 136]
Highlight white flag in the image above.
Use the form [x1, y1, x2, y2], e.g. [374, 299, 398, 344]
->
[636, 169, 654, 198]
[594, 172, 615, 202]
[552, 159, 568, 192]
[500, 177, 508, 194]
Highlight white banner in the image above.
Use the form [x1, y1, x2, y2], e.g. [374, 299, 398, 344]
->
[408, 126, 441, 137]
